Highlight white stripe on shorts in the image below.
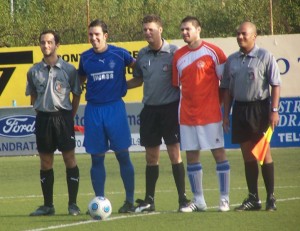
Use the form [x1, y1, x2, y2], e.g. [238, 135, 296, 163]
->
[180, 121, 224, 151]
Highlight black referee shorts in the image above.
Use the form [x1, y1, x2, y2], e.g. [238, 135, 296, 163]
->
[232, 99, 270, 144]
[140, 101, 180, 147]
[35, 110, 75, 153]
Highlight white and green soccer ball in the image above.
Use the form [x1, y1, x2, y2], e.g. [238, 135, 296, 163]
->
[88, 196, 112, 220]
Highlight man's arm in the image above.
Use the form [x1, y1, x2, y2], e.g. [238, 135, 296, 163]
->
[127, 59, 142, 89]
[30, 94, 37, 106]
[269, 85, 280, 130]
[79, 75, 87, 85]
[222, 88, 233, 133]
[128, 61, 136, 69]
[127, 77, 143, 89]
[71, 93, 81, 117]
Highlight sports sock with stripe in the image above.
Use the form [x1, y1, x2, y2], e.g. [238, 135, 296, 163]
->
[216, 160, 230, 201]
[187, 162, 205, 205]
[40, 168, 54, 207]
[66, 165, 79, 205]
[244, 160, 259, 198]
[172, 162, 187, 203]
[145, 165, 158, 203]
[261, 162, 275, 197]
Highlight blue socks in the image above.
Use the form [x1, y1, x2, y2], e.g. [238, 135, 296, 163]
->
[90, 155, 106, 197]
[90, 152, 134, 204]
[116, 151, 135, 204]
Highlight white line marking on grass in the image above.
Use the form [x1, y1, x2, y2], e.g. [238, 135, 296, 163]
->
[23, 197, 300, 231]
[1, 185, 299, 200]
[276, 197, 300, 202]
[207, 197, 300, 210]
[23, 212, 160, 231]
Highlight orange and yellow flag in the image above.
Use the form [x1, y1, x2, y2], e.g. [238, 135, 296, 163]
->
[251, 126, 273, 165]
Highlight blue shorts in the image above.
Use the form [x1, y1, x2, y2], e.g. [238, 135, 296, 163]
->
[83, 100, 131, 154]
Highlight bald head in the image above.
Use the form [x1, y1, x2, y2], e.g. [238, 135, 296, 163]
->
[236, 21, 257, 54]
[239, 21, 257, 35]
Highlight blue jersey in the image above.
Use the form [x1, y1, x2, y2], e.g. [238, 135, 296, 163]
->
[78, 45, 134, 104]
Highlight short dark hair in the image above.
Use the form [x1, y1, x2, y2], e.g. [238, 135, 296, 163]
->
[181, 16, 202, 28]
[39, 30, 60, 44]
[89, 19, 108, 34]
[142, 14, 163, 27]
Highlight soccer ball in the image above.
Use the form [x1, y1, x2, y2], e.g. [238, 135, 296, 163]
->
[88, 196, 112, 220]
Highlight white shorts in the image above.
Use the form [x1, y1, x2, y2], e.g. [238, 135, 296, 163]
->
[180, 122, 224, 151]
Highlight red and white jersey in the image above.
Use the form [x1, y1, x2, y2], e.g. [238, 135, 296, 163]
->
[172, 41, 226, 125]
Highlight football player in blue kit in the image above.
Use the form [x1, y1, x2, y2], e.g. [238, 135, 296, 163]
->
[78, 19, 136, 213]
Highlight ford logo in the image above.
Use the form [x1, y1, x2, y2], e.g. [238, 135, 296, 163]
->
[0, 115, 35, 138]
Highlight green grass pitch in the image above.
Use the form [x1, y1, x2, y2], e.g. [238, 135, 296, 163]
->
[0, 148, 299, 231]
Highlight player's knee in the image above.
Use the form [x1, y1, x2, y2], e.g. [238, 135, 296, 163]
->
[168, 154, 182, 164]
[115, 151, 131, 165]
[91, 155, 105, 167]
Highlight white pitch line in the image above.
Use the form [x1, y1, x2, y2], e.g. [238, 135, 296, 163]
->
[207, 197, 300, 209]
[23, 212, 160, 231]
[23, 197, 300, 231]
[1, 185, 299, 200]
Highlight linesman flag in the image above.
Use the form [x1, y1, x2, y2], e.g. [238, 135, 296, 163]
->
[251, 126, 273, 165]
[74, 125, 84, 133]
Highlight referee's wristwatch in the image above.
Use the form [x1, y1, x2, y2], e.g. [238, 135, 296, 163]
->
[271, 107, 279, 112]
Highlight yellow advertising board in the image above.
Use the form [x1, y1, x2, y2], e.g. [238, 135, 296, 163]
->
[0, 34, 299, 107]
[0, 41, 147, 107]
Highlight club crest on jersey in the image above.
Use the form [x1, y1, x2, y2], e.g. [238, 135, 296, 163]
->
[109, 60, 116, 69]
[197, 60, 205, 69]
[249, 72, 255, 80]
[55, 81, 63, 93]
[162, 64, 169, 72]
